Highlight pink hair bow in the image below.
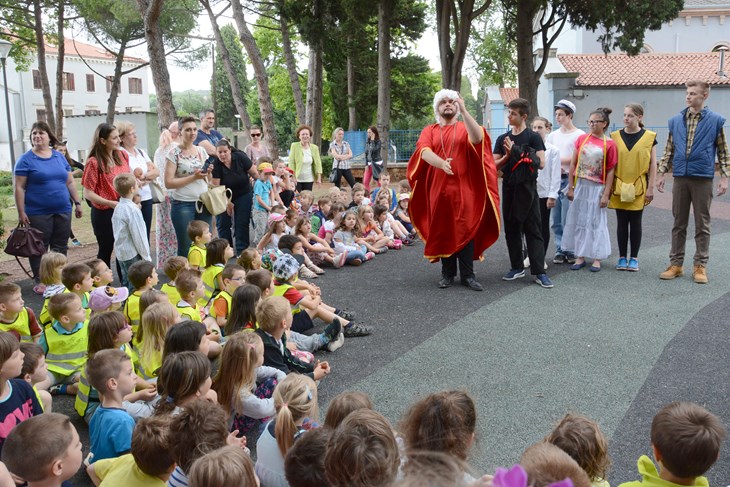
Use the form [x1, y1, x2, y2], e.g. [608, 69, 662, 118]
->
[492, 465, 573, 487]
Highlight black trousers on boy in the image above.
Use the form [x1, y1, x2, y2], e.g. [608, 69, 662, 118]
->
[441, 239, 475, 280]
[503, 185, 545, 275]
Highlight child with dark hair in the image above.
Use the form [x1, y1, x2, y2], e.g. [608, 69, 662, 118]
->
[619, 402, 726, 487]
[187, 221, 211, 270]
[174, 269, 205, 322]
[0, 282, 42, 343]
[161, 256, 189, 305]
[87, 258, 114, 288]
[162, 320, 219, 361]
[202, 238, 234, 307]
[156, 351, 216, 415]
[546, 413, 611, 487]
[18, 342, 51, 411]
[123, 260, 159, 334]
[61, 262, 94, 321]
[208, 263, 246, 332]
[285, 428, 333, 487]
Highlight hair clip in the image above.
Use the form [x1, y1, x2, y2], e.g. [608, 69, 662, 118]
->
[248, 343, 256, 350]
[165, 396, 175, 404]
[492, 465, 573, 487]
[305, 385, 313, 402]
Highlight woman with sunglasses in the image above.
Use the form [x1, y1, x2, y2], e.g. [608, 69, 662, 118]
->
[563, 107, 618, 272]
[244, 125, 270, 164]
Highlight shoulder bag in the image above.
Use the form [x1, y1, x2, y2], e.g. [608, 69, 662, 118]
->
[5, 224, 46, 279]
[196, 179, 232, 216]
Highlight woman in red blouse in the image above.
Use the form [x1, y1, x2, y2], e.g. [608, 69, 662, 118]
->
[81, 123, 130, 278]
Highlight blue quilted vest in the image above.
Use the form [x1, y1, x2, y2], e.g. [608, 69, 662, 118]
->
[668, 107, 726, 179]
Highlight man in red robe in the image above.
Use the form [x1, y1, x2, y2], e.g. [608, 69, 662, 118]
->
[407, 89, 501, 290]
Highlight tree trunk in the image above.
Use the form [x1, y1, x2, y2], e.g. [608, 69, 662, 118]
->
[347, 54, 357, 131]
[230, 0, 279, 157]
[377, 0, 392, 165]
[279, 13, 305, 125]
[201, 0, 252, 134]
[516, 0, 539, 120]
[137, 0, 176, 128]
[304, 44, 324, 148]
[54, 0, 65, 138]
[33, 0, 55, 134]
[105, 39, 127, 125]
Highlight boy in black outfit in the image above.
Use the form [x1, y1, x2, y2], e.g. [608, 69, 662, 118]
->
[494, 98, 554, 288]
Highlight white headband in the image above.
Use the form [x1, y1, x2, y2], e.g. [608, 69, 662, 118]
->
[433, 89, 461, 125]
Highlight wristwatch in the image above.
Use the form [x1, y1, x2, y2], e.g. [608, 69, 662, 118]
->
[74, 201, 82, 206]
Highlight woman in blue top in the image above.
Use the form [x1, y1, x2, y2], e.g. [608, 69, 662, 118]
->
[13, 121, 83, 294]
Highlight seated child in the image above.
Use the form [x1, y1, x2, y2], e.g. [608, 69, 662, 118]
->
[88, 285, 129, 316]
[175, 269, 205, 322]
[348, 183, 367, 209]
[310, 197, 331, 235]
[137, 302, 179, 380]
[373, 204, 401, 249]
[168, 399, 243, 486]
[271, 253, 370, 338]
[320, 202, 346, 245]
[161, 256, 188, 306]
[325, 409, 400, 487]
[61, 263, 94, 322]
[618, 402, 726, 487]
[238, 248, 262, 273]
[0, 332, 43, 452]
[257, 214, 287, 254]
[284, 428, 333, 487]
[189, 445, 257, 487]
[297, 190, 315, 218]
[162, 320, 220, 361]
[87, 258, 114, 288]
[18, 342, 52, 412]
[337, 186, 350, 207]
[0, 283, 41, 343]
[324, 391, 373, 429]
[254, 297, 331, 380]
[212, 332, 286, 435]
[1, 413, 82, 486]
[87, 349, 137, 464]
[255, 374, 319, 486]
[43, 293, 88, 396]
[373, 192, 412, 243]
[224, 284, 260, 335]
[156, 351, 217, 415]
[38, 252, 68, 327]
[393, 192, 415, 235]
[111, 172, 152, 289]
[333, 209, 374, 265]
[546, 413, 611, 487]
[284, 209, 298, 235]
[357, 205, 390, 253]
[87, 415, 175, 486]
[123, 260, 159, 334]
[371, 171, 397, 211]
[201, 238, 234, 308]
[207, 264, 246, 332]
[292, 220, 343, 270]
[520, 442, 591, 487]
[187, 221, 212, 271]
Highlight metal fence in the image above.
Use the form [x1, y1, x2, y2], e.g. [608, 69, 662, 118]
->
[345, 125, 730, 164]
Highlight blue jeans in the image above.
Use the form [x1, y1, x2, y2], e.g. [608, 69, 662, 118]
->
[119, 255, 143, 291]
[551, 175, 572, 256]
[170, 199, 212, 257]
[216, 192, 253, 254]
[345, 245, 367, 264]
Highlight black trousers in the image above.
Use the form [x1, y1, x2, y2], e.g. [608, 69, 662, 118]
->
[334, 168, 357, 189]
[296, 182, 314, 192]
[441, 239, 475, 280]
[615, 208, 643, 258]
[503, 185, 545, 275]
[90, 206, 122, 283]
[539, 197, 551, 252]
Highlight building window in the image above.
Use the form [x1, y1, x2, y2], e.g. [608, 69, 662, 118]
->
[35, 109, 46, 122]
[62, 72, 75, 91]
[85, 108, 101, 116]
[128, 77, 143, 95]
[32, 70, 41, 89]
[86, 74, 95, 92]
[63, 108, 73, 117]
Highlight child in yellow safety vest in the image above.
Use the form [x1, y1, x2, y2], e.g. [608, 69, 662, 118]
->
[200, 238, 234, 308]
[122, 261, 159, 335]
[207, 264, 246, 334]
[175, 269, 206, 323]
[42, 293, 89, 397]
[61, 262, 94, 323]
[38, 252, 67, 328]
[0, 282, 42, 343]
[187, 220, 211, 271]
[161, 256, 188, 306]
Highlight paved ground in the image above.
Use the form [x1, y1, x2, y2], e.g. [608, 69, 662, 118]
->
[9, 177, 730, 486]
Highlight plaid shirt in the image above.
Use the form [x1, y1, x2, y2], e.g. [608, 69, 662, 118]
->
[329, 140, 352, 170]
[659, 109, 730, 176]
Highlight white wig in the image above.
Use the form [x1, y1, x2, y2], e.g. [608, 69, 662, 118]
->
[433, 89, 461, 125]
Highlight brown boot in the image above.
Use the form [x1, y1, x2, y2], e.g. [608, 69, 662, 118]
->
[693, 265, 708, 284]
[659, 265, 684, 280]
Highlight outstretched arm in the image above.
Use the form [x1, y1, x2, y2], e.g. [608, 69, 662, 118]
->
[456, 97, 483, 145]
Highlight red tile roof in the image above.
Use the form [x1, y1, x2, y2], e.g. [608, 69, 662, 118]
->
[499, 87, 520, 104]
[45, 38, 146, 64]
[558, 52, 730, 87]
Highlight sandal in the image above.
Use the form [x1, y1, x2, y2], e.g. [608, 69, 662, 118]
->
[49, 384, 68, 396]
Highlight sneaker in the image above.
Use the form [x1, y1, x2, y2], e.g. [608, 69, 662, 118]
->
[299, 265, 318, 279]
[659, 265, 684, 280]
[32, 283, 46, 295]
[565, 254, 577, 264]
[364, 252, 375, 261]
[552, 253, 566, 264]
[534, 274, 554, 288]
[615, 257, 628, 270]
[502, 269, 526, 281]
[336, 309, 356, 321]
[307, 263, 325, 275]
[344, 323, 372, 337]
[323, 319, 344, 351]
[326, 331, 345, 352]
[71, 238, 82, 247]
[351, 258, 362, 266]
[693, 264, 708, 284]
[334, 251, 347, 268]
[403, 238, 414, 246]
[627, 258, 639, 272]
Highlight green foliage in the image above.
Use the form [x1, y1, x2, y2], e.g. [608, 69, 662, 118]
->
[468, 8, 517, 87]
[213, 24, 250, 129]
[390, 55, 441, 129]
[320, 155, 334, 177]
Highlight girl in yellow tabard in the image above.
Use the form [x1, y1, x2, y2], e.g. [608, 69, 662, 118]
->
[608, 104, 657, 272]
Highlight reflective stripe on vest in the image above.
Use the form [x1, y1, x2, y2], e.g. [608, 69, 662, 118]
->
[124, 292, 142, 333]
[45, 324, 88, 376]
[0, 307, 33, 342]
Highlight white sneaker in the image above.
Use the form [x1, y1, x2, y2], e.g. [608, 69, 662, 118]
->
[326, 331, 345, 352]
[299, 265, 318, 279]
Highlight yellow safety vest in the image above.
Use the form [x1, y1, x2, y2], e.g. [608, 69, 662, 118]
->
[177, 301, 201, 322]
[273, 283, 301, 315]
[0, 307, 36, 342]
[45, 321, 88, 377]
[200, 264, 224, 307]
[123, 291, 143, 334]
[138, 347, 162, 381]
[41, 289, 90, 326]
[609, 129, 656, 211]
[209, 291, 232, 319]
[188, 244, 206, 269]
[75, 343, 137, 418]
[160, 283, 179, 307]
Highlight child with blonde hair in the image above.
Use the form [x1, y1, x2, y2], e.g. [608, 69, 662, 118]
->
[521, 442, 592, 487]
[189, 446, 257, 487]
[88, 285, 129, 316]
[257, 213, 287, 253]
[324, 390, 373, 428]
[255, 373, 319, 487]
[357, 205, 390, 253]
[297, 190, 315, 218]
[38, 252, 67, 327]
[546, 413, 611, 487]
[333, 209, 372, 265]
[238, 248, 262, 272]
[213, 332, 286, 435]
[137, 302, 179, 380]
[293, 217, 342, 269]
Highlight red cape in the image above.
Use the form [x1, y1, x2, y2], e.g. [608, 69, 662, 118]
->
[407, 122, 501, 262]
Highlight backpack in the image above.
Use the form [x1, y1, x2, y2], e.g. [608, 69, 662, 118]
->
[506, 144, 540, 186]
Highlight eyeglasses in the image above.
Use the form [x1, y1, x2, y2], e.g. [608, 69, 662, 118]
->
[251, 133, 261, 137]
[587, 120, 606, 125]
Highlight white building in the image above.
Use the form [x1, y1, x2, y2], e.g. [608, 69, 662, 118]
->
[0, 37, 150, 171]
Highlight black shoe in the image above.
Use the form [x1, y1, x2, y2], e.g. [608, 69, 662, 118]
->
[343, 323, 372, 337]
[438, 276, 454, 288]
[336, 309, 355, 321]
[461, 276, 483, 291]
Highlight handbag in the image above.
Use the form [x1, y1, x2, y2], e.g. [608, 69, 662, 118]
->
[149, 181, 166, 204]
[196, 183, 232, 216]
[4, 224, 46, 279]
[329, 168, 337, 183]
